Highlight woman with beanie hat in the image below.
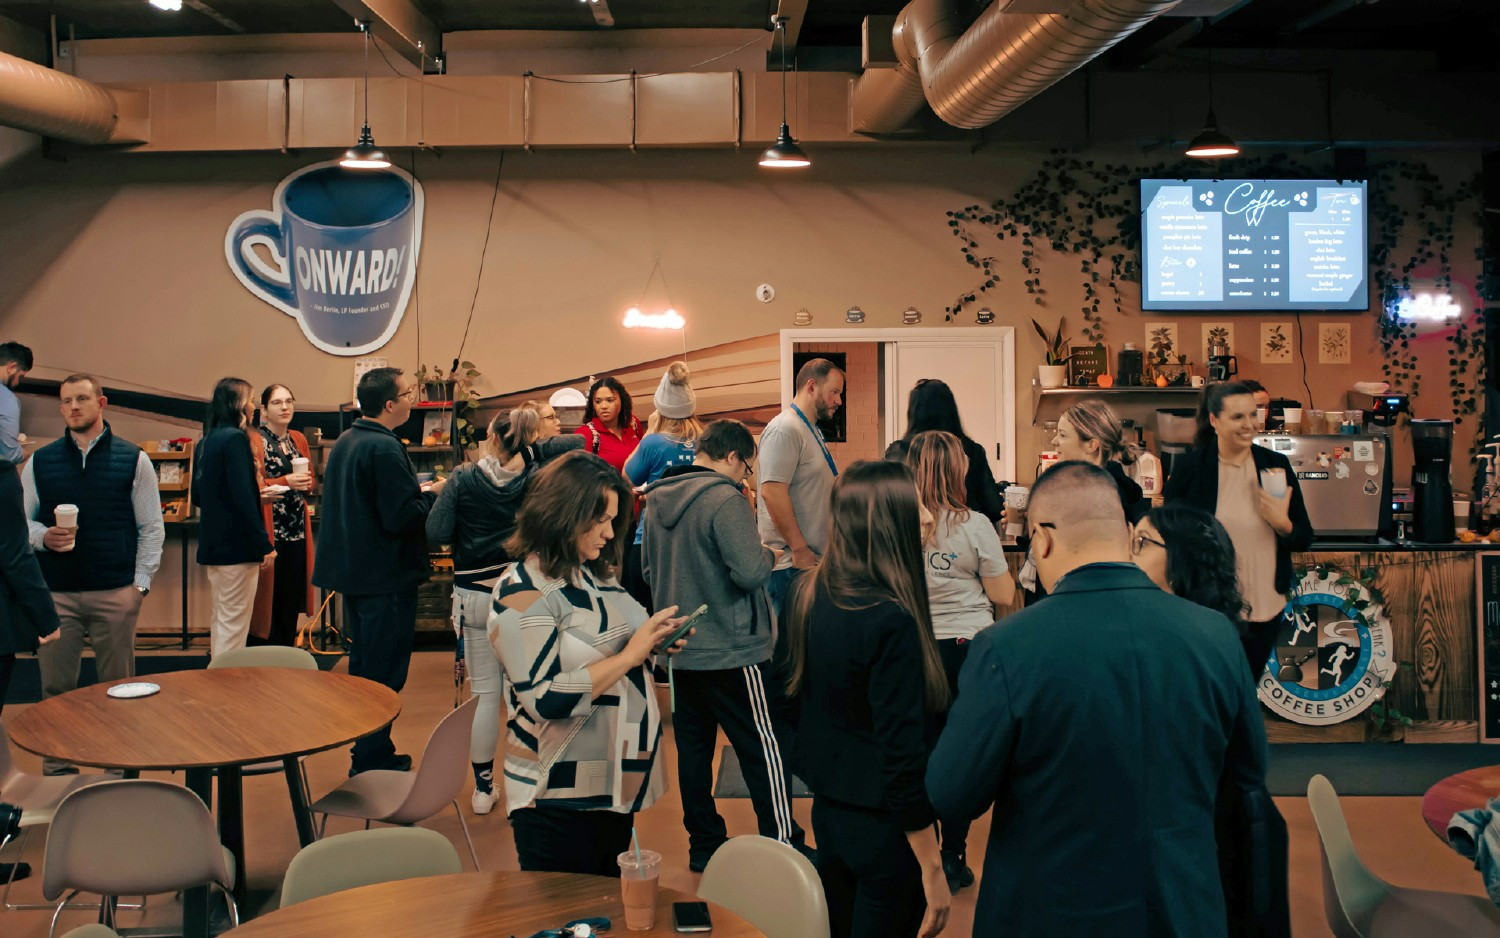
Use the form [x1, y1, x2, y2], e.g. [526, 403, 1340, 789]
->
[623, 362, 702, 609]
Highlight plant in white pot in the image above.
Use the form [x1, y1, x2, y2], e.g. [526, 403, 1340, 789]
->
[1031, 317, 1073, 388]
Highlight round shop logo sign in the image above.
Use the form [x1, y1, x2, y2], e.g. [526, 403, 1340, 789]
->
[1257, 570, 1394, 725]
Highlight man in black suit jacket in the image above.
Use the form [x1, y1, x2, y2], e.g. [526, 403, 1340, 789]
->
[926, 461, 1267, 937]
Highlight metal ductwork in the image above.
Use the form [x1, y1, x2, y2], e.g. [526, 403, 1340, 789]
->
[853, 0, 1182, 133]
[0, 49, 143, 143]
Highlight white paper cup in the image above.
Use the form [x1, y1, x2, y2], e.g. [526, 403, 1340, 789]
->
[1004, 485, 1029, 537]
[1455, 500, 1471, 533]
[1259, 469, 1288, 498]
[291, 456, 310, 475]
[54, 503, 78, 552]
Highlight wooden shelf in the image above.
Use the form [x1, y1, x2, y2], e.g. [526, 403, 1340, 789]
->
[157, 481, 190, 493]
[147, 450, 192, 460]
[1031, 385, 1203, 428]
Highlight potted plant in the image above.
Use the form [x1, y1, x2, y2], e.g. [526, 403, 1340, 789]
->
[414, 361, 485, 452]
[413, 364, 453, 404]
[1031, 317, 1073, 389]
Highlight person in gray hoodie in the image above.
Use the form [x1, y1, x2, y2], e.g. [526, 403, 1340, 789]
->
[641, 419, 809, 871]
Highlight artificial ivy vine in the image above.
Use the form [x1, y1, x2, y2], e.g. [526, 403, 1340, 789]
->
[943, 150, 1486, 431]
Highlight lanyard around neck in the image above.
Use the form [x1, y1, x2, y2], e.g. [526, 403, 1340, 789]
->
[790, 404, 838, 477]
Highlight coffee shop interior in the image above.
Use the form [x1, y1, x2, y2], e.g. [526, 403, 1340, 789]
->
[2, 0, 1500, 935]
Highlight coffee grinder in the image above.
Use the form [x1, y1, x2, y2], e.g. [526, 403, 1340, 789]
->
[1411, 418, 1456, 542]
[1207, 343, 1238, 383]
[1347, 390, 1408, 538]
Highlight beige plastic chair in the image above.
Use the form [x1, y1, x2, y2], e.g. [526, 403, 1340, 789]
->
[0, 718, 119, 911]
[698, 835, 830, 938]
[1307, 774, 1500, 937]
[42, 779, 237, 938]
[309, 696, 482, 871]
[279, 826, 462, 907]
[206, 644, 318, 800]
[61, 926, 120, 938]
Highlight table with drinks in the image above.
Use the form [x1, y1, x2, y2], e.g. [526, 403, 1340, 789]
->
[223, 870, 764, 936]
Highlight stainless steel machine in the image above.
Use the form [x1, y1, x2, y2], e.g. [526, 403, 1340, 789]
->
[1253, 433, 1389, 537]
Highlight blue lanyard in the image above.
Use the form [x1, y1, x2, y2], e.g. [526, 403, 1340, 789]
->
[790, 404, 838, 477]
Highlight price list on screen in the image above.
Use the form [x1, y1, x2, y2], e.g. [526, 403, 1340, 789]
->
[1141, 179, 1367, 311]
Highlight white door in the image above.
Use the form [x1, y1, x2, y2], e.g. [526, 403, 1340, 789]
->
[889, 341, 1009, 480]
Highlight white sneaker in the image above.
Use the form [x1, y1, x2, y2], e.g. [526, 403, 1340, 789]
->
[471, 787, 500, 815]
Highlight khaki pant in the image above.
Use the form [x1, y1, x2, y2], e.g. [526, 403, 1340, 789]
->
[38, 585, 144, 774]
[206, 562, 261, 659]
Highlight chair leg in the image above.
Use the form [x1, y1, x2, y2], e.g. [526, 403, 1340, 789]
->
[2, 829, 146, 912]
[48, 889, 81, 938]
[217, 883, 240, 929]
[453, 800, 482, 871]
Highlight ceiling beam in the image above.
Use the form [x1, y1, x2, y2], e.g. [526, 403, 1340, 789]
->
[776, 0, 810, 48]
[329, 0, 441, 70]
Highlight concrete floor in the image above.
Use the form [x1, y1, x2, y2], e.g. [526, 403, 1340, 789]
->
[1, 651, 1490, 936]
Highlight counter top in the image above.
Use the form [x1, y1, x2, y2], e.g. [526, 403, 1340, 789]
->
[1305, 537, 1498, 552]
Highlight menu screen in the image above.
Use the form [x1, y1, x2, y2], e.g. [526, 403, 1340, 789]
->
[1140, 178, 1368, 311]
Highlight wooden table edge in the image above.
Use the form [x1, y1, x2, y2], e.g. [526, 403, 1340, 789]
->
[1420, 765, 1500, 840]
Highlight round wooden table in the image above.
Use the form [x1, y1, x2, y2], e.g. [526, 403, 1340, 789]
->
[225, 871, 764, 936]
[1421, 765, 1500, 838]
[8, 668, 400, 938]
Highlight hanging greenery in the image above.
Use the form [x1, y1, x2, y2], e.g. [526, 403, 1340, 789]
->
[943, 150, 1485, 429]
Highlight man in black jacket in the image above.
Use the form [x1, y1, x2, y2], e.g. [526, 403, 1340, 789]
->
[927, 462, 1268, 937]
[314, 368, 443, 775]
[0, 460, 60, 884]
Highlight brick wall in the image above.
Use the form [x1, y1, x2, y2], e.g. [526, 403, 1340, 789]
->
[798, 342, 883, 467]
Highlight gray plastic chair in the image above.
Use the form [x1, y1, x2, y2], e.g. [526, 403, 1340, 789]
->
[0, 718, 119, 912]
[206, 645, 317, 800]
[698, 835, 830, 938]
[309, 696, 482, 871]
[42, 779, 237, 938]
[1307, 773, 1500, 937]
[279, 826, 462, 907]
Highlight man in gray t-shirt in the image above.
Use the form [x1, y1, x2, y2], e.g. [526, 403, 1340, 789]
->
[757, 358, 844, 615]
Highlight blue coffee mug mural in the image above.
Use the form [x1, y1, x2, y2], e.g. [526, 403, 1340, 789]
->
[225, 161, 424, 356]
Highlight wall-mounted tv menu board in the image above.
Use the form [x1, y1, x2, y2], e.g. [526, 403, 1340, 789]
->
[1140, 179, 1368, 311]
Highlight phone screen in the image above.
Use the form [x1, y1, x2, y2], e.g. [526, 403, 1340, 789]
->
[657, 603, 708, 652]
[672, 901, 712, 931]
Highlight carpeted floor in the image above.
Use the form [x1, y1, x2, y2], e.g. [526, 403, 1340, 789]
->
[713, 743, 1500, 799]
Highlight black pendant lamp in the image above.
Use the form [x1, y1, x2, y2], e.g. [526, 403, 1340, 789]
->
[759, 17, 811, 169]
[1186, 47, 1239, 159]
[341, 22, 391, 170]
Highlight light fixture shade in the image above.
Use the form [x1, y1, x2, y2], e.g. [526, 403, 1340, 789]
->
[759, 124, 811, 169]
[341, 125, 391, 169]
[1185, 112, 1240, 158]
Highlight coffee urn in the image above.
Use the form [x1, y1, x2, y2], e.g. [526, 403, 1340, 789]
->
[1411, 419, 1455, 542]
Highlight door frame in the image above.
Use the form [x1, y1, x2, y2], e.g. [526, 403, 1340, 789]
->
[779, 327, 1017, 481]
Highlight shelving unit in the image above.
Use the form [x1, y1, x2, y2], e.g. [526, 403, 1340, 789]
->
[1032, 385, 1203, 429]
[143, 439, 195, 522]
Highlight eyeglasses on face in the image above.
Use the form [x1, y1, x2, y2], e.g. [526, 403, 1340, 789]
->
[1131, 531, 1167, 555]
[267, 398, 296, 408]
[399, 388, 417, 401]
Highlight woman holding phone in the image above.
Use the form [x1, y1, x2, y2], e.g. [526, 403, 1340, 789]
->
[1163, 381, 1313, 676]
[489, 450, 690, 874]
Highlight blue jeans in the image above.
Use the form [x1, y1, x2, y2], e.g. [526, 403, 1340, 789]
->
[344, 588, 418, 771]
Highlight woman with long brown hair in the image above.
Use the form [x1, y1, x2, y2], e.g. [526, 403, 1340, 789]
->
[488, 450, 688, 874]
[786, 459, 951, 938]
[907, 430, 1014, 894]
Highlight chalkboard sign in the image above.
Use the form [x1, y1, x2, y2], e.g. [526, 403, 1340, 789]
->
[1479, 552, 1500, 743]
[1067, 344, 1110, 387]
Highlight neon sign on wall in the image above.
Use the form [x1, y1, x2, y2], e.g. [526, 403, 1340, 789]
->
[622, 307, 686, 330]
[1393, 293, 1462, 322]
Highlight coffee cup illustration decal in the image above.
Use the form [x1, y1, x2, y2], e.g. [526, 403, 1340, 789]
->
[225, 161, 424, 356]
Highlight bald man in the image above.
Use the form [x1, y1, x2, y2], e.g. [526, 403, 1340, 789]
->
[926, 461, 1270, 937]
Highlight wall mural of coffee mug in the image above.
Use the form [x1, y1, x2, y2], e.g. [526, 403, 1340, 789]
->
[225, 161, 424, 357]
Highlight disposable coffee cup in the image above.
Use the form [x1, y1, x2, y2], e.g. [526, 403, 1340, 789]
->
[53, 504, 78, 552]
[1283, 407, 1303, 434]
[1004, 485, 1030, 538]
[1455, 500, 1471, 533]
[1323, 411, 1345, 435]
[1259, 469, 1288, 498]
[1255, 406, 1268, 430]
[617, 849, 661, 931]
[290, 456, 310, 475]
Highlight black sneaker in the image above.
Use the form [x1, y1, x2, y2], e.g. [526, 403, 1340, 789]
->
[349, 753, 414, 776]
[0, 862, 31, 883]
[940, 849, 974, 894]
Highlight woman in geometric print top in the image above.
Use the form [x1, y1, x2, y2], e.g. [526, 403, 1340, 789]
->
[488, 450, 690, 875]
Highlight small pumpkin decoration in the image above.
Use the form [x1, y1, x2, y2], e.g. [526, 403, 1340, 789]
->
[1096, 374, 1114, 389]
[1154, 374, 1169, 388]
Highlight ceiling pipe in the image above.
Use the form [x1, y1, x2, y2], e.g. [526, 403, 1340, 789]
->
[852, 0, 1182, 133]
[0, 49, 142, 143]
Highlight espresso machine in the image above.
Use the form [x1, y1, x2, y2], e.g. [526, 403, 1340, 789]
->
[1411, 419, 1456, 542]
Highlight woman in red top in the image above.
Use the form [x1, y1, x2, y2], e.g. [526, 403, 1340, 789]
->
[575, 376, 643, 473]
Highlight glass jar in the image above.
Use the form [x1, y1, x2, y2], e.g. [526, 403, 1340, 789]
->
[1117, 343, 1144, 387]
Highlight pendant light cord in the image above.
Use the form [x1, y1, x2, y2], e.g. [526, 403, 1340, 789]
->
[361, 22, 370, 127]
[778, 19, 788, 125]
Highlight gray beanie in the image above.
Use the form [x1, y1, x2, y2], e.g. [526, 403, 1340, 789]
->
[654, 362, 696, 419]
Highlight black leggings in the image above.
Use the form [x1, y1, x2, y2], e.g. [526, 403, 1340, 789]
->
[510, 804, 635, 876]
[813, 797, 926, 938]
[935, 638, 971, 857]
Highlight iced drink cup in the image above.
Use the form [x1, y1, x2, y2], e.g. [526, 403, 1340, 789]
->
[617, 849, 660, 930]
[53, 504, 78, 552]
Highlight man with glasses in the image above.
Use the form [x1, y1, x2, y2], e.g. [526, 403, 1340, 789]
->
[927, 460, 1269, 936]
[314, 367, 445, 775]
[641, 419, 809, 872]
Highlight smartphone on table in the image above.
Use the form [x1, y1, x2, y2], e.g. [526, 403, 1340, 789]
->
[672, 900, 712, 932]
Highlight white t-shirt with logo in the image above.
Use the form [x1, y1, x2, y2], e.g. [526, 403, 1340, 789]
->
[924, 509, 1008, 641]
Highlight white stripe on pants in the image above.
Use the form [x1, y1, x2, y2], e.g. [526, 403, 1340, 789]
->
[205, 562, 261, 658]
[743, 664, 795, 843]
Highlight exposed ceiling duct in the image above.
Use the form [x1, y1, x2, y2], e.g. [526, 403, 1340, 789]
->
[0, 50, 145, 144]
[852, 0, 1183, 133]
